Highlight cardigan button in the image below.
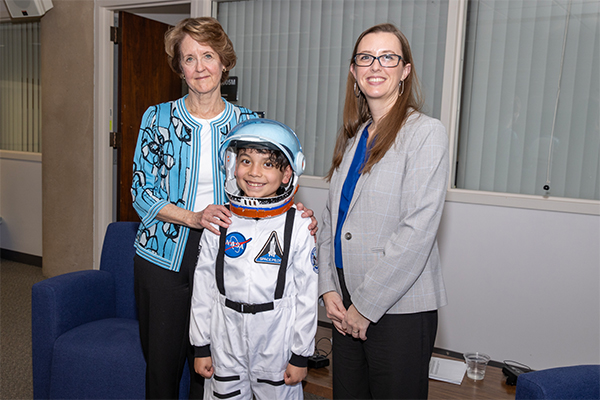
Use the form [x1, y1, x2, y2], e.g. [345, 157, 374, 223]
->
[344, 232, 352, 240]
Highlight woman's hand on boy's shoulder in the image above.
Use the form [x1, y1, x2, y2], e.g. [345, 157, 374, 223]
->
[296, 202, 318, 237]
[197, 204, 232, 235]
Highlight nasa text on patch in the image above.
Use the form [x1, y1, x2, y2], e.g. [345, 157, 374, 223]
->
[224, 232, 251, 258]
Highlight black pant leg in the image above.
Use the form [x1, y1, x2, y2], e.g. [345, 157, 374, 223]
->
[333, 267, 437, 399]
[332, 327, 371, 399]
[332, 268, 371, 399]
[134, 228, 204, 400]
[364, 310, 438, 400]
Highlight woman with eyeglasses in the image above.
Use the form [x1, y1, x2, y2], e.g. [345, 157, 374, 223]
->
[318, 23, 449, 399]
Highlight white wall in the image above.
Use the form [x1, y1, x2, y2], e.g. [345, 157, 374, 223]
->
[0, 151, 43, 256]
[437, 202, 600, 370]
[296, 182, 330, 322]
[296, 184, 600, 371]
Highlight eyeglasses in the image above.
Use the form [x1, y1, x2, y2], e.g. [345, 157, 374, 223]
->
[354, 53, 403, 68]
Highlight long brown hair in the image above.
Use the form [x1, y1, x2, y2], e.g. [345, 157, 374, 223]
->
[325, 23, 423, 181]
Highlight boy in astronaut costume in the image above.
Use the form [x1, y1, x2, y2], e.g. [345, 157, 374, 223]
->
[190, 119, 318, 400]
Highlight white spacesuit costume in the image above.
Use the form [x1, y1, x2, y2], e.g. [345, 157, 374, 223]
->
[189, 119, 318, 400]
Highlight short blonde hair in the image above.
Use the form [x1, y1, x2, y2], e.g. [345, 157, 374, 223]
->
[164, 17, 236, 83]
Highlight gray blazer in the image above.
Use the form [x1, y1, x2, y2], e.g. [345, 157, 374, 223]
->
[318, 112, 448, 323]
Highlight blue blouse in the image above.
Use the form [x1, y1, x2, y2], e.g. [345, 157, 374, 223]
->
[334, 124, 371, 269]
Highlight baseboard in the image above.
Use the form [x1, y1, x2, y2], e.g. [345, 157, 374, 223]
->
[0, 248, 42, 267]
[434, 347, 504, 369]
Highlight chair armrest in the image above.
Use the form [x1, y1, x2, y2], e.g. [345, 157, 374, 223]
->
[516, 365, 600, 400]
[32, 270, 116, 399]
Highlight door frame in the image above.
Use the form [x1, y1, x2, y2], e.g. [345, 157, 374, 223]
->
[93, 0, 211, 268]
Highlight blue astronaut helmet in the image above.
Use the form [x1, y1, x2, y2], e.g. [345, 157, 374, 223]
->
[219, 118, 305, 218]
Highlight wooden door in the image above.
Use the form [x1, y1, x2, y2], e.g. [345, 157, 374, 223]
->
[117, 11, 183, 222]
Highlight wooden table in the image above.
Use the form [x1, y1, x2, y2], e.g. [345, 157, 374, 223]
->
[303, 326, 516, 400]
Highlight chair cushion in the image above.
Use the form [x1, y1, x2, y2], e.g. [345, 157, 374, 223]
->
[49, 318, 145, 399]
[516, 365, 600, 400]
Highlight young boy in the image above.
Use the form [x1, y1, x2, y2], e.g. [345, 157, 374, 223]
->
[189, 119, 318, 400]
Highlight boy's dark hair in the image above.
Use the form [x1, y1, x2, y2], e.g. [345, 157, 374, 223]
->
[236, 145, 290, 172]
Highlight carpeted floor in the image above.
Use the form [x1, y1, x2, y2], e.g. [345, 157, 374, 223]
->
[0, 259, 327, 400]
[1, 259, 45, 400]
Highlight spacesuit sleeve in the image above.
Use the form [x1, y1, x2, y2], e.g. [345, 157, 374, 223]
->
[189, 229, 219, 357]
[289, 211, 319, 367]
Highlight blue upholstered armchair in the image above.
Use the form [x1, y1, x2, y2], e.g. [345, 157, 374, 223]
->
[516, 365, 600, 400]
[32, 221, 189, 399]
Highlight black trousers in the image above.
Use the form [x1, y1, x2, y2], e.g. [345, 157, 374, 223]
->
[134, 228, 204, 400]
[332, 269, 438, 400]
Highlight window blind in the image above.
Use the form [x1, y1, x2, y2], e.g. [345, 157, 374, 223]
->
[0, 21, 42, 153]
[218, 0, 448, 176]
[456, 0, 599, 200]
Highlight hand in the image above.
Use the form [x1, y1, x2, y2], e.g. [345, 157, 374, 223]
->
[341, 305, 370, 341]
[322, 291, 347, 335]
[194, 357, 214, 379]
[156, 203, 231, 235]
[295, 202, 318, 237]
[284, 364, 307, 385]
[196, 204, 232, 235]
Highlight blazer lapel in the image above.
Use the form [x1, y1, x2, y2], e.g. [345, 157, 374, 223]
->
[348, 169, 368, 213]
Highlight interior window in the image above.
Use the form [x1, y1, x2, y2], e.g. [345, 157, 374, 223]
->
[217, 0, 449, 177]
[455, 0, 599, 201]
[0, 21, 41, 153]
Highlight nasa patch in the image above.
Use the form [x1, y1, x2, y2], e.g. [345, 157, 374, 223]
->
[311, 247, 318, 273]
[254, 231, 283, 265]
[224, 232, 251, 258]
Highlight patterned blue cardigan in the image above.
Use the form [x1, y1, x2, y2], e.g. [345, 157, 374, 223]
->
[131, 96, 256, 272]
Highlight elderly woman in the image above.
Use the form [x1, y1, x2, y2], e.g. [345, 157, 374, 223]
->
[318, 23, 449, 399]
[131, 18, 315, 399]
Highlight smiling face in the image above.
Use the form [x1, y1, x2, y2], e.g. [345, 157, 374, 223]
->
[235, 148, 293, 198]
[351, 31, 411, 113]
[179, 33, 225, 98]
